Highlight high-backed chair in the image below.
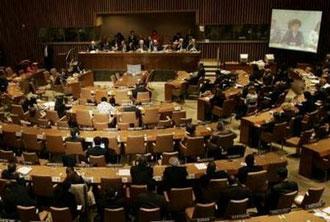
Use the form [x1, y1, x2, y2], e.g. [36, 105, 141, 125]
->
[0, 150, 15, 162]
[76, 110, 94, 129]
[95, 89, 108, 103]
[295, 187, 325, 208]
[50, 207, 72, 222]
[286, 129, 314, 155]
[172, 111, 186, 127]
[165, 187, 195, 212]
[142, 108, 160, 128]
[161, 151, 179, 165]
[269, 190, 297, 214]
[22, 152, 40, 165]
[119, 112, 138, 127]
[93, 113, 109, 123]
[138, 208, 161, 222]
[224, 198, 249, 219]
[115, 90, 131, 105]
[17, 205, 48, 222]
[22, 132, 43, 153]
[89, 155, 106, 167]
[124, 136, 146, 156]
[153, 134, 174, 154]
[245, 170, 268, 193]
[127, 185, 147, 202]
[104, 207, 125, 222]
[100, 177, 122, 193]
[65, 142, 84, 163]
[261, 122, 289, 150]
[31, 175, 54, 198]
[185, 202, 216, 221]
[136, 91, 151, 103]
[46, 135, 65, 158]
[2, 130, 21, 150]
[46, 110, 66, 126]
[212, 99, 236, 119]
[180, 136, 205, 161]
[157, 118, 173, 129]
[203, 178, 228, 202]
[80, 88, 93, 102]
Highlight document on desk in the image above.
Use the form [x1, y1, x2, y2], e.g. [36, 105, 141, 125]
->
[118, 169, 131, 176]
[194, 163, 207, 170]
[17, 166, 32, 175]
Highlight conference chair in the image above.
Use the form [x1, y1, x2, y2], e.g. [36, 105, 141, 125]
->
[117, 122, 130, 130]
[119, 112, 138, 127]
[203, 178, 228, 202]
[224, 198, 249, 219]
[115, 90, 131, 105]
[46, 110, 66, 126]
[89, 155, 106, 167]
[0, 179, 8, 196]
[180, 136, 205, 162]
[37, 118, 50, 128]
[136, 91, 151, 103]
[179, 117, 192, 127]
[260, 122, 290, 150]
[161, 151, 179, 165]
[295, 187, 325, 209]
[46, 135, 66, 159]
[104, 207, 126, 222]
[152, 134, 174, 154]
[22, 152, 40, 165]
[142, 108, 160, 128]
[157, 118, 173, 129]
[313, 154, 330, 181]
[211, 99, 236, 119]
[65, 142, 84, 164]
[11, 104, 29, 120]
[172, 87, 186, 102]
[17, 205, 49, 222]
[245, 170, 268, 193]
[49, 207, 72, 222]
[2, 130, 22, 150]
[127, 184, 147, 202]
[80, 88, 93, 103]
[138, 208, 161, 222]
[95, 89, 108, 103]
[76, 110, 94, 129]
[124, 136, 146, 159]
[315, 124, 329, 139]
[286, 129, 314, 155]
[31, 175, 55, 198]
[0, 150, 15, 162]
[171, 110, 186, 127]
[22, 132, 44, 153]
[302, 110, 320, 131]
[165, 187, 195, 212]
[185, 202, 216, 221]
[93, 113, 109, 123]
[269, 190, 298, 215]
[100, 177, 123, 193]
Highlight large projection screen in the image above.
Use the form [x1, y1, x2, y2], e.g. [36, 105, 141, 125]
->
[269, 9, 322, 53]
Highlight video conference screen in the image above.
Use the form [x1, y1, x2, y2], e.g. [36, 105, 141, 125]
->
[269, 9, 322, 53]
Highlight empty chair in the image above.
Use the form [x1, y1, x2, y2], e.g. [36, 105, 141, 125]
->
[313, 155, 330, 181]
[100, 177, 122, 193]
[65, 142, 84, 163]
[165, 187, 195, 212]
[22, 132, 43, 153]
[104, 207, 125, 222]
[89, 155, 106, 167]
[261, 122, 289, 149]
[152, 134, 174, 154]
[142, 108, 160, 128]
[76, 110, 93, 129]
[224, 198, 249, 219]
[157, 118, 173, 129]
[295, 187, 325, 208]
[185, 202, 216, 221]
[93, 113, 110, 123]
[0, 150, 15, 162]
[108, 136, 121, 157]
[50, 207, 72, 222]
[119, 112, 138, 127]
[172, 111, 186, 127]
[31, 175, 54, 198]
[46, 110, 66, 126]
[138, 208, 161, 222]
[245, 170, 268, 193]
[17, 205, 48, 222]
[93, 122, 109, 130]
[269, 190, 298, 214]
[127, 185, 147, 202]
[136, 91, 151, 103]
[46, 135, 66, 158]
[115, 90, 131, 104]
[161, 151, 179, 165]
[22, 152, 40, 164]
[212, 99, 236, 119]
[117, 122, 129, 130]
[124, 136, 146, 156]
[2, 130, 21, 150]
[180, 136, 205, 161]
[286, 129, 314, 155]
[80, 88, 93, 102]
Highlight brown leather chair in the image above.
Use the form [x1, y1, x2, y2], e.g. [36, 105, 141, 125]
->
[104, 207, 125, 222]
[138, 208, 161, 222]
[80, 88, 93, 102]
[261, 122, 289, 150]
[46, 135, 65, 159]
[165, 187, 195, 211]
[31, 175, 54, 198]
[117, 122, 129, 130]
[157, 118, 173, 129]
[295, 187, 325, 208]
[119, 112, 138, 127]
[245, 170, 268, 193]
[136, 91, 151, 103]
[270, 190, 298, 214]
[203, 178, 228, 202]
[124, 136, 146, 156]
[93, 122, 109, 130]
[76, 110, 94, 129]
[46, 110, 66, 126]
[172, 110, 186, 127]
[313, 155, 330, 181]
[142, 108, 160, 128]
[65, 142, 84, 163]
[22, 152, 40, 164]
[286, 129, 314, 155]
[0, 150, 15, 162]
[50, 207, 72, 222]
[127, 185, 147, 202]
[153, 134, 174, 154]
[212, 99, 236, 119]
[224, 198, 249, 219]
[22, 132, 43, 153]
[89, 155, 106, 167]
[180, 136, 205, 161]
[161, 151, 179, 165]
[2, 130, 21, 150]
[95, 89, 108, 103]
[185, 202, 216, 221]
[17, 205, 48, 222]
[11, 104, 28, 120]
[93, 113, 109, 123]
[100, 177, 122, 193]
[266, 162, 287, 184]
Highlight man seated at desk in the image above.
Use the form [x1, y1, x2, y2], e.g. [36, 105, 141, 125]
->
[128, 30, 138, 51]
[97, 97, 115, 114]
[186, 38, 199, 52]
[186, 63, 205, 85]
[136, 39, 148, 52]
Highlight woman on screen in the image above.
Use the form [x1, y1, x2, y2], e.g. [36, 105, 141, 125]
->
[281, 19, 304, 47]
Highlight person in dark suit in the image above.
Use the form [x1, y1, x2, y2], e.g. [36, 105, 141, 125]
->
[266, 167, 298, 211]
[133, 183, 168, 217]
[218, 175, 252, 216]
[199, 161, 228, 188]
[187, 63, 205, 85]
[1, 181, 37, 219]
[130, 156, 153, 185]
[64, 167, 85, 184]
[281, 19, 304, 47]
[1, 162, 19, 181]
[128, 30, 138, 51]
[298, 91, 317, 114]
[237, 154, 263, 184]
[65, 127, 85, 145]
[53, 181, 78, 219]
[86, 136, 107, 159]
[209, 88, 226, 109]
[162, 157, 188, 191]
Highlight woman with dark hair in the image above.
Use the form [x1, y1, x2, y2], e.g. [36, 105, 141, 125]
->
[281, 18, 304, 46]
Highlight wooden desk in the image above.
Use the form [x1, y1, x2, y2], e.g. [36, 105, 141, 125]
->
[114, 72, 148, 88]
[164, 71, 190, 101]
[0, 152, 286, 184]
[65, 71, 94, 98]
[300, 138, 330, 178]
[78, 52, 201, 72]
[246, 210, 325, 222]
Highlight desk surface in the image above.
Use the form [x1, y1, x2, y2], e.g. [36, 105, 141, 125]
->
[303, 138, 330, 157]
[246, 210, 325, 222]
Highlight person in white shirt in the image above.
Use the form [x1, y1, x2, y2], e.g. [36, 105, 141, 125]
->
[97, 97, 115, 114]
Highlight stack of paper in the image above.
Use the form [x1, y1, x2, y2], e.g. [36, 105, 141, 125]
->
[194, 163, 207, 170]
[17, 166, 32, 175]
[118, 169, 131, 176]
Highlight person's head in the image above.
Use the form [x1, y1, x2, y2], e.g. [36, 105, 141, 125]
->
[206, 161, 217, 175]
[70, 127, 80, 138]
[130, 30, 135, 35]
[277, 167, 288, 181]
[66, 166, 75, 177]
[139, 39, 144, 45]
[199, 63, 204, 69]
[245, 154, 255, 167]
[109, 97, 116, 105]
[288, 19, 302, 32]
[169, 156, 180, 167]
[7, 161, 17, 173]
[228, 175, 238, 185]
[93, 136, 102, 146]
[136, 155, 147, 167]
[101, 97, 107, 102]
[55, 96, 64, 105]
[217, 120, 225, 131]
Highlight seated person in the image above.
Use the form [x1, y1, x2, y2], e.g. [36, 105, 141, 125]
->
[53, 181, 78, 219]
[133, 183, 168, 217]
[97, 97, 115, 114]
[266, 167, 298, 211]
[86, 136, 108, 159]
[130, 156, 154, 185]
[64, 167, 85, 184]
[237, 154, 263, 184]
[209, 88, 226, 108]
[162, 157, 188, 191]
[185, 123, 196, 137]
[186, 38, 198, 52]
[298, 91, 317, 114]
[199, 161, 228, 188]
[187, 63, 205, 85]
[218, 175, 252, 216]
[1, 162, 22, 183]
[65, 127, 85, 145]
[245, 86, 258, 107]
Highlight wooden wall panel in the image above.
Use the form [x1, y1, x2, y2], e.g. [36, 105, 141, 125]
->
[0, 0, 329, 66]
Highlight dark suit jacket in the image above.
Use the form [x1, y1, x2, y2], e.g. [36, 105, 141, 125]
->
[268, 180, 298, 210]
[237, 165, 263, 184]
[86, 146, 107, 158]
[163, 166, 188, 191]
[130, 165, 153, 185]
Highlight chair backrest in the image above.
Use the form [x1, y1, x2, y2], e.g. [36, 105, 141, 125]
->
[225, 198, 249, 219]
[172, 111, 186, 127]
[89, 155, 106, 167]
[129, 184, 147, 201]
[11, 104, 25, 117]
[0, 150, 15, 162]
[179, 117, 192, 127]
[117, 122, 129, 130]
[143, 108, 160, 125]
[0, 179, 9, 196]
[126, 136, 145, 155]
[93, 121, 109, 130]
[76, 110, 93, 127]
[169, 187, 194, 211]
[115, 90, 131, 104]
[192, 202, 216, 219]
[46, 110, 60, 125]
[245, 170, 268, 192]
[138, 208, 160, 222]
[22, 132, 42, 152]
[222, 99, 236, 117]
[2, 130, 20, 148]
[95, 90, 108, 103]
[119, 112, 137, 126]
[31, 175, 54, 197]
[11, 114, 22, 125]
[215, 133, 236, 150]
[50, 207, 72, 222]
[155, 134, 174, 153]
[17, 205, 40, 222]
[157, 119, 172, 129]
[104, 207, 125, 222]
[276, 190, 298, 210]
[299, 129, 314, 146]
[46, 135, 65, 155]
[101, 177, 122, 192]
[273, 122, 289, 139]
[301, 187, 325, 207]
[80, 88, 93, 101]
[266, 162, 287, 184]
[136, 92, 151, 103]
[65, 142, 84, 156]
[108, 137, 120, 155]
[184, 136, 205, 157]
[202, 178, 228, 202]
[22, 152, 39, 164]
[162, 151, 179, 165]
[94, 113, 110, 123]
